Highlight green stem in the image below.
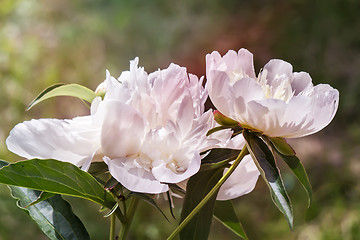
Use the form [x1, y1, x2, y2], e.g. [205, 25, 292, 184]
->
[109, 213, 116, 240]
[118, 197, 139, 240]
[167, 146, 249, 240]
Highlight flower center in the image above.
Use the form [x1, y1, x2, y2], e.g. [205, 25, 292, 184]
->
[258, 69, 294, 102]
[129, 128, 190, 174]
[228, 69, 250, 85]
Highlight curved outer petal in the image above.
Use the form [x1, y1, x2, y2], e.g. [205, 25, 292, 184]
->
[304, 84, 339, 136]
[104, 157, 169, 194]
[101, 100, 147, 159]
[6, 116, 100, 166]
[206, 70, 235, 118]
[238, 85, 339, 138]
[217, 155, 260, 201]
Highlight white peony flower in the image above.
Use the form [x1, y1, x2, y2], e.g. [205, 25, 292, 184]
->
[100, 58, 258, 194]
[206, 48, 339, 138]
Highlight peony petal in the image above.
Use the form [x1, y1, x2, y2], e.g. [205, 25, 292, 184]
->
[176, 93, 195, 137]
[206, 49, 256, 79]
[151, 152, 201, 184]
[206, 70, 234, 118]
[232, 77, 265, 102]
[217, 155, 260, 201]
[206, 51, 224, 77]
[263, 59, 293, 84]
[6, 117, 99, 166]
[291, 72, 314, 95]
[104, 157, 169, 194]
[224, 133, 246, 150]
[299, 84, 339, 137]
[101, 100, 146, 158]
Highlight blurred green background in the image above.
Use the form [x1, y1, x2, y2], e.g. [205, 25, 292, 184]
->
[1, 0, 360, 239]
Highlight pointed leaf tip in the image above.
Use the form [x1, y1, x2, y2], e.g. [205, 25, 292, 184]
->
[27, 83, 96, 110]
[214, 200, 248, 239]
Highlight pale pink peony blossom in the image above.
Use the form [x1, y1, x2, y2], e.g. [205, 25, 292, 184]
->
[206, 48, 339, 138]
[100, 58, 258, 194]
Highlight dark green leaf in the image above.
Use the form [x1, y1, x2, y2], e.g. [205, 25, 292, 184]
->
[166, 191, 176, 219]
[0, 159, 9, 168]
[0, 159, 118, 214]
[201, 148, 240, 165]
[129, 192, 169, 222]
[269, 137, 296, 156]
[243, 130, 293, 229]
[9, 187, 89, 240]
[27, 83, 96, 110]
[214, 200, 248, 239]
[88, 162, 108, 176]
[276, 153, 312, 207]
[180, 168, 223, 240]
[26, 191, 56, 207]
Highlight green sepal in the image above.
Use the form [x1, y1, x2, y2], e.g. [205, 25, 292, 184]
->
[206, 126, 230, 136]
[269, 137, 296, 156]
[213, 110, 239, 127]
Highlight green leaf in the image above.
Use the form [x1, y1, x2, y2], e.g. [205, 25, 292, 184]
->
[180, 168, 223, 240]
[276, 153, 312, 207]
[0, 159, 119, 215]
[26, 191, 56, 207]
[0, 159, 9, 168]
[243, 130, 293, 229]
[27, 83, 96, 110]
[166, 191, 176, 219]
[88, 162, 108, 176]
[201, 148, 240, 165]
[269, 137, 296, 156]
[128, 192, 169, 222]
[9, 187, 90, 240]
[214, 200, 248, 239]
